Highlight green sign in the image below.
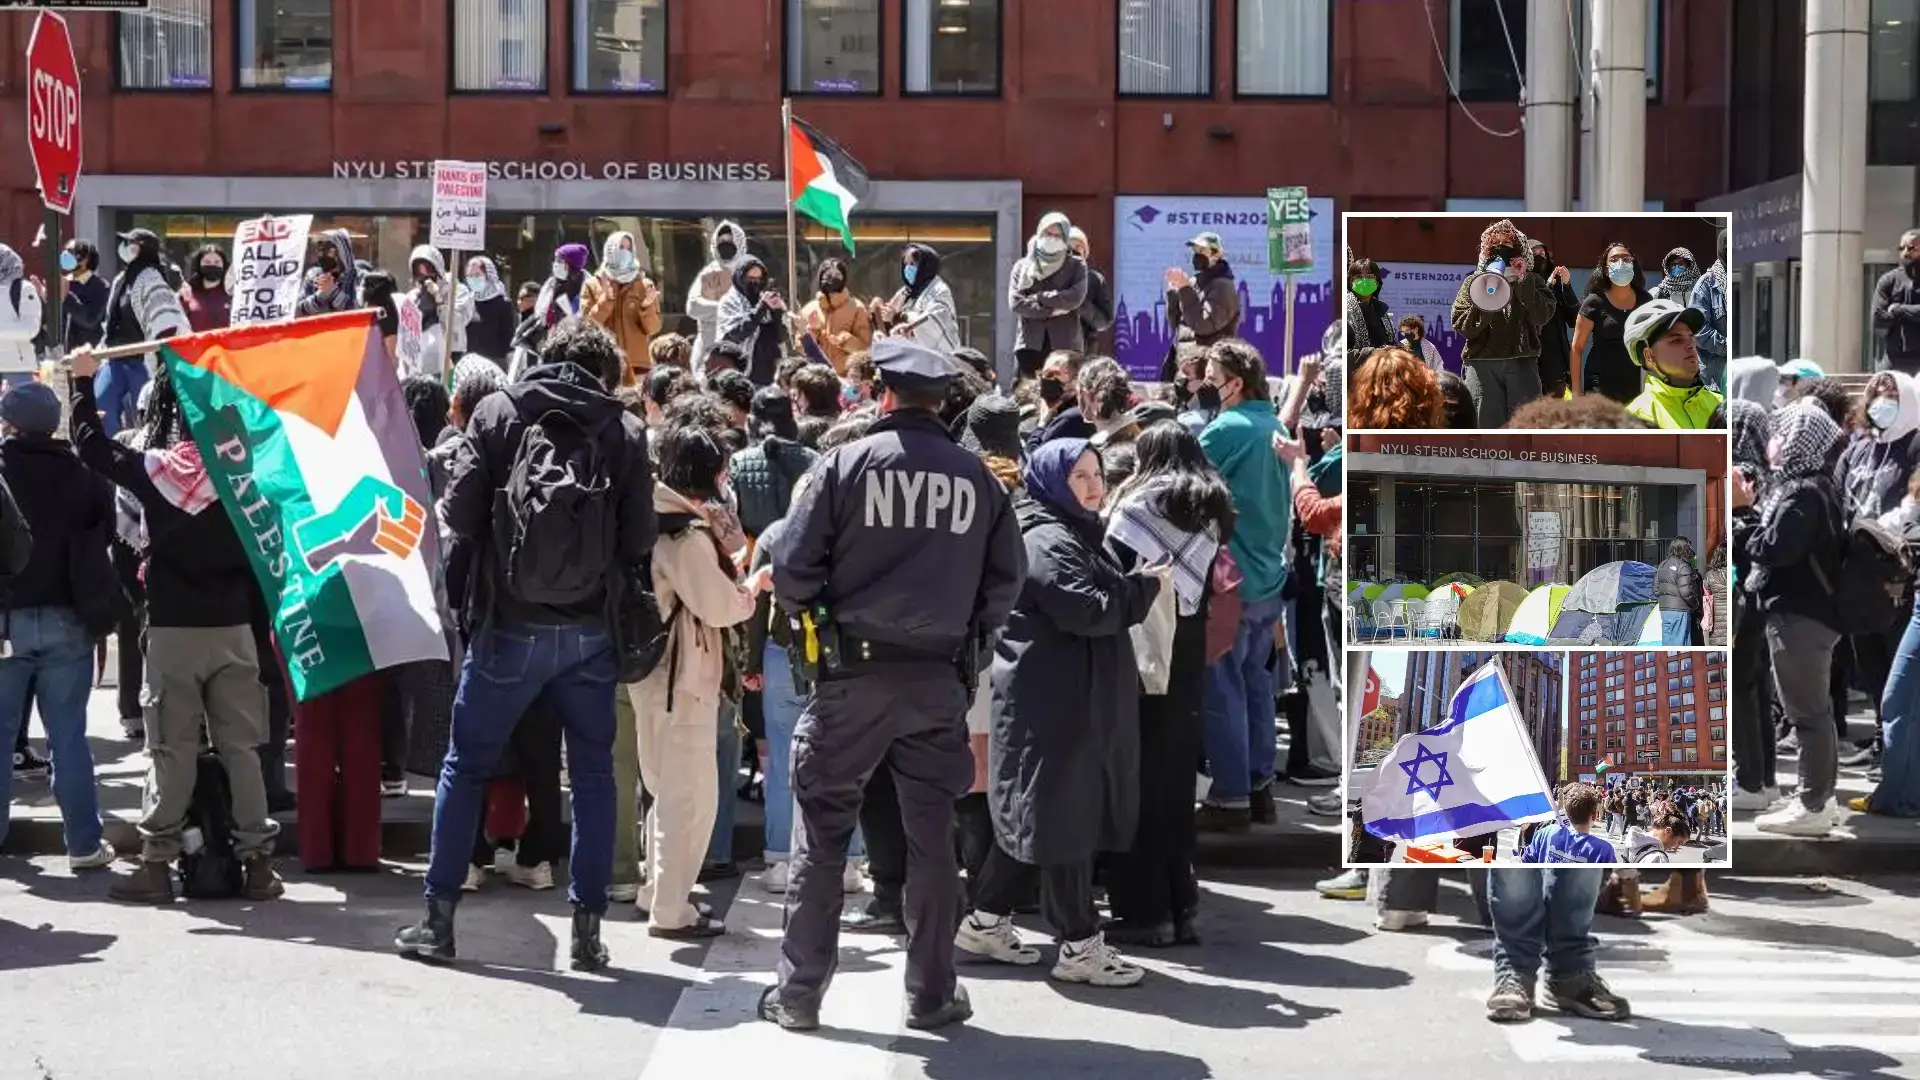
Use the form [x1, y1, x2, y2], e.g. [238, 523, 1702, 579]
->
[1267, 186, 1314, 275]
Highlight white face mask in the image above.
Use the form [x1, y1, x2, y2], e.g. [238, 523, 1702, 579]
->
[610, 249, 635, 270]
[1870, 397, 1900, 430]
[118, 243, 138, 264]
[1037, 235, 1066, 257]
[551, 261, 570, 281]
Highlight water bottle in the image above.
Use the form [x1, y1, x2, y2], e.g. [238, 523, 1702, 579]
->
[182, 827, 205, 856]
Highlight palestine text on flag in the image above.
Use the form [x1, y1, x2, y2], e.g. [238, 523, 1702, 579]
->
[1361, 661, 1557, 844]
[789, 115, 870, 253]
[164, 310, 449, 702]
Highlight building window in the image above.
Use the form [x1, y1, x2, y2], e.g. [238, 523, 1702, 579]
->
[237, 0, 332, 90]
[1712, 746, 1726, 762]
[572, 0, 668, 93]
[453, 0, 549, 92]
[1120, 0, 1212, 97]
[1670, 748, 1682, 763]
[788, 0, 882, 95]
[118, 0, 213, 90]
[904, 0, 999, 94]
[1449, 0, 1526, 102]
[1236, 0, 1329, 96]
[1873, 0, 1919, 101]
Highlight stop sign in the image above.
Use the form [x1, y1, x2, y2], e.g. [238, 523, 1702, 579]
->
[26, 12, 82, 215]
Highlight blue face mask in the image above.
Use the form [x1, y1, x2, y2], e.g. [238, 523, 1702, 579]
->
[903, 263, 918, 286]
[58, 251, 77, 273]
[1668, 264, 1688, 278]
[1609, 261, 1636, 286]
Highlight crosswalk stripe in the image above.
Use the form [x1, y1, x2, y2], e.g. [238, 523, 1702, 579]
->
[1603, 977, 1920, 997]
[635, 880, 907, 1079]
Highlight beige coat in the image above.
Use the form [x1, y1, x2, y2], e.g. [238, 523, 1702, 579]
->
[581, 273, 663, 384]
[800, 290, 873, 373]
[632, 483, 758, 722]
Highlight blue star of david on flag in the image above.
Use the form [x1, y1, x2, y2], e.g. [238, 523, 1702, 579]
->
[1400, 742, 1454, 800]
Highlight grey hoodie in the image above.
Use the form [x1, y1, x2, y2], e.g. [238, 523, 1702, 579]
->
[1626, 826, 1672, 864]
[296, 227, 361, 317]
[1726, 356, 1779, 408]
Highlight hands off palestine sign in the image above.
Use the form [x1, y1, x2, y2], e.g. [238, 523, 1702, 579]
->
[430, 161, 487, 251]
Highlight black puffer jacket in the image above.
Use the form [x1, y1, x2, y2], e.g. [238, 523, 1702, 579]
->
[1654, 554, 1701, 613]
[729, 436, 817, 540]
[1744, 481, 1844, 631]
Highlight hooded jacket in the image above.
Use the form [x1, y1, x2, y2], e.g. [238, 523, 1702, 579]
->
[717, 255, 786, 385]
[1625, 827, 1672, 864]
[395, 245, 473, 378]
[461, 256, 517, 363]
[101, 231, 188, 363]
[633, 481, 759, 717]
[580, 231, 664, 383]
[1451, 224, 1556, 363]
[1009, 212, 1090, 356]
[1726, 355, 1779, 408]
[0, 434, 114, 614]
[799, 261, 872, 373]
[1844, 370, 1920, 520]
[1169, 256, 1241, 347]
[689, 221, 744, 368]
[1651, 247, 1700, 304]
[295, 228, 362, 318]
[440, 360, 657, 629]
[0, 246, 43, 373]
[1746, 404, 1845, 630]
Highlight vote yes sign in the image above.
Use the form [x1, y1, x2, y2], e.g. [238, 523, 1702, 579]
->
[27, 12, 83, 215]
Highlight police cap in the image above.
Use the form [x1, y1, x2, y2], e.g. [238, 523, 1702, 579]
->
[871, 337, 958, 396]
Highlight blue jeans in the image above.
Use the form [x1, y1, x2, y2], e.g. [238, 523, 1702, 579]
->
[761, 641, 862, 859]
[1872, 602, 1920, 816]
[706, 698, 741, 866]
[93, 358, 150, 438]
[425, 623, 618, 911]
[1489, 867, 1602, 984]
[1202, 593, 1287, 807]
[1660, 610, 1693, 646]
[0, 607, 102, 856]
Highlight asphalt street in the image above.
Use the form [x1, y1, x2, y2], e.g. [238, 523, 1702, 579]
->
[2, 857, 1915, 1080]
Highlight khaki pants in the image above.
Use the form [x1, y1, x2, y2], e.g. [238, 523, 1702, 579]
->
[630, 679, 718, 930]
[612, 688, 642, 888]
[139, 625, 279, 862]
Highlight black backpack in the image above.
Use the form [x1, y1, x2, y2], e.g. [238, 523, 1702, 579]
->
[1810, 489, 1911, 635]
[178, 751, 246, 899]
[609, 557, 672, 684]
[502, 409, 618, 605]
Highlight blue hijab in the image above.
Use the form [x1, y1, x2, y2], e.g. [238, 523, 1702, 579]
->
[1022, 437, 1101, 527]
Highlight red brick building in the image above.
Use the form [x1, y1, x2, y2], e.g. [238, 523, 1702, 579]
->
[0, 0, 1732, 363]
[1572, 650, 1728, 780]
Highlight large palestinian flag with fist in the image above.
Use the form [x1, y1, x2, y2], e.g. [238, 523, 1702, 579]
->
[163, 309, 449, 702]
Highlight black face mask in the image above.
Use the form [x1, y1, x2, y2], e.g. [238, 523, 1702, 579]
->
[1190, 253, 1210, 273]
[199, 265, 225, 284]
[716, 241, 739, 262]
[1039, 377, 1066, 407]
[317, 253, 340, 274]
[1194, 383, 1222, 415]
[1489, 244, 1519, 263]
[819, 276, 845, 295]
[741, 278, 765, 301]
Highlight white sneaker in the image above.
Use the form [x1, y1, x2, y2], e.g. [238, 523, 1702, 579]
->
[1754, 799, 1838, 838]
[1731, 786, 1780, 812]
[1050, 933, 1146, 988]
[762, 860, 790, 895]
[607, 882, 640, 903]
[69, 840, 116, 871]
[503, 861, 556, 890]
[1375, 910, 1429, 932]
[842, 859, 865, 895]
[955, 913, 1042, 966]
[462, 864, 486, 892]
[381, 778, 408, 798]
[1315, 868, 1367, 899]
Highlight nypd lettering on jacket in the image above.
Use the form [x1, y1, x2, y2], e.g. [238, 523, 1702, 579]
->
[863, 470, 978, 534]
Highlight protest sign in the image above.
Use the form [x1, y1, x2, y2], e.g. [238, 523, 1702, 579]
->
[230, 213, 313, 326]
[430, 160, 487, 251]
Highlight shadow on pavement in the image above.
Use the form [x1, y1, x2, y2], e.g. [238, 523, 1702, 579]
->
[0, 917, 116, 973]
[1531, 1015, 1909, 1077]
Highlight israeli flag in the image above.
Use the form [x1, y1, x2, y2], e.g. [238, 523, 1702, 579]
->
[1361, 660, 1556, 844]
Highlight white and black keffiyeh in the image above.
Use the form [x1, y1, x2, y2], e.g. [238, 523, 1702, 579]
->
[1758, 401, 1843, 522]
[1105, 478, 1220, 617]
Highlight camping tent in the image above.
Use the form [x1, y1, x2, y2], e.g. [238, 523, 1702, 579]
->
[1505, 583, 1570, 645]
[1457, 580, 1528, 641]
[1548, 602, 1663, 645]
[1416, 585, 1473, 637]
[1431, 572, 1486, 589]
[1563, 561, 1657, 615]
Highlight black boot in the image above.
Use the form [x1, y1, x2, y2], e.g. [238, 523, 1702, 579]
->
[570, 907, 611, 972]
[395, 898, 458, 964]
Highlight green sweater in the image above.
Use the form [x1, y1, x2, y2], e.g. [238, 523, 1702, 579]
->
[1200, 401, 1292, 603]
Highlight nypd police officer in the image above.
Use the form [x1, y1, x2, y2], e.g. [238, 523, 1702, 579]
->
[760, 337, 1024, 1032]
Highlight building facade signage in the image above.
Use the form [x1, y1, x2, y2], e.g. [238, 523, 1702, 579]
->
[1700, 174, 1801, 266]
[1374, 443, 1601, 465]
[330, 160, 776, 182]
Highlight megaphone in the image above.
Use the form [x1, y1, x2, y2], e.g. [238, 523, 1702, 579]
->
[1469, 258, 1513, 312]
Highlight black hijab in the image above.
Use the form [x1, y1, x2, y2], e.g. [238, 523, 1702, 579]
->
[904, 243, 943, 300]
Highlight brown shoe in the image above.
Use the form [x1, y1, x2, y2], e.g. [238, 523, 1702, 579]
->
[1677, 870, 1709, 915]
[1640, 877, 1684, 914]
[109, 860, 175, 905]
[1195, 805, 1252, 833]
[1594, 872, 1642, 918]
[243, 854, 285, 901]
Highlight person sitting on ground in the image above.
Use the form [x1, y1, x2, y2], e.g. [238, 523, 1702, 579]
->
[1349, 346, 1445, 429]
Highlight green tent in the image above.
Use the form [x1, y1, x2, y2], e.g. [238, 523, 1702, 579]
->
[1456, 580, 1529, 642]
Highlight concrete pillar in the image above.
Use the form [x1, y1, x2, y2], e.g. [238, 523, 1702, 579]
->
[1591, 0, 1648, 212]
[1800, 0, 1871, 373]
[1525, 0, 1576, 212]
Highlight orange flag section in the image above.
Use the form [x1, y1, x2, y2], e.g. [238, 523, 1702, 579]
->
[161, 309, 376, 439]
[788, 121, 825, 203]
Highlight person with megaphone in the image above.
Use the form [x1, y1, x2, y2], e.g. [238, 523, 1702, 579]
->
[1448, 219, 1556, 427]
[1622, 300, 1724, 429]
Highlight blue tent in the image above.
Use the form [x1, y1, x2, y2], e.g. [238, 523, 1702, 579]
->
[1548, 602, 1662, 645]
[1563, 561, 1657, 615]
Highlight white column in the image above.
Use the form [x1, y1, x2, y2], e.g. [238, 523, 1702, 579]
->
[1801, 0, 1871, 373]
[1525, 0, 1576, 211]
[1591, 0, 1648, 212]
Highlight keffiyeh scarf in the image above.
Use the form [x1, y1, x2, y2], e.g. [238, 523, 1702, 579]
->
[1758, 402, 1843, 523]
[1105, 477, 1220, 617]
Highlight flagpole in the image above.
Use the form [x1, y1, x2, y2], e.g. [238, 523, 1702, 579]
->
[781, 98, 800, 315]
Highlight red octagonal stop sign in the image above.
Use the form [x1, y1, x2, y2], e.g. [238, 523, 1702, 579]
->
[27, 12, 83, 215]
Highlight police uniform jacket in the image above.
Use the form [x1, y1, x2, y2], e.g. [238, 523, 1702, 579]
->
[768, 408, 1024, 657]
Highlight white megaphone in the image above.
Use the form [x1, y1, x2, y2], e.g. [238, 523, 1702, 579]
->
[1469, 258, 1514, 312]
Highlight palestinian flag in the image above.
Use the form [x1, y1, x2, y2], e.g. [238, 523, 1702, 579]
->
[789, 115, 869, 253]
[1596, 755, 1614, 776]
[164, 309, 449, 702]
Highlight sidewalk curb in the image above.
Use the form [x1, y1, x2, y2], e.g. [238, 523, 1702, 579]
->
[1731, 834, 1920, 877]
[5, 814, 1346, 871]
